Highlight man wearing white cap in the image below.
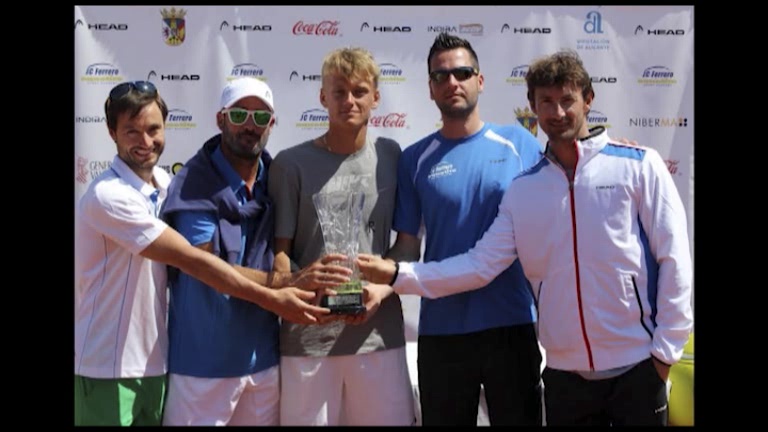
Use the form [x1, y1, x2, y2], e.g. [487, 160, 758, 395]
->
[159, 77, 350, 425]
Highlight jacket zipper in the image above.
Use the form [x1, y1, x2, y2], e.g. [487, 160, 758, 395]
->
[548, 141, 595, 371]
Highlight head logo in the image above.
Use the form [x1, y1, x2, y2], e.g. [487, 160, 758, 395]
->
[229, 63, 267, 81]
[369, 113, 407, 128]
[584, 10, 604, 34]
[379, 63, 406, 84]
[591, 76, 617, 84]
[220, 21, 272, 31]
[161, 7, 187, 46]
[147, 70, 158, 81]
[296, 109, 329, 129]
[166, 109, 196, 129]
[638, 66, 677, 86]
[506, 64, 529, 85]
[81, 63, 123, 83]
[586, 110, 611, 129]
[293, 20, 340, 36]
[361, 23, 411, 33]
[503, 25, 552, 34]
[514, 107, 538, 136]
[148, 70, 200, 81]
[289, 70, 321, 82]
[75, 19, 84, 29]
[635, 25, 685, 36]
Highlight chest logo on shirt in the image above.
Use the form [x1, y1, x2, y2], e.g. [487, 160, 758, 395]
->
[428, 161, 457, 180]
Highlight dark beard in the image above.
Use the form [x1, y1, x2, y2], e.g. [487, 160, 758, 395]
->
[439, 101, 476, 120]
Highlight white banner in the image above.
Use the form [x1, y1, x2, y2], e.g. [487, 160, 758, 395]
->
[75, 5, 695, 338]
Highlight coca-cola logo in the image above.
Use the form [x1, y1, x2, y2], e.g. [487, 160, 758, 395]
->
[292, 20, 340, 36]
[369, 113, 407, 128]
[665, 159, 679, 175]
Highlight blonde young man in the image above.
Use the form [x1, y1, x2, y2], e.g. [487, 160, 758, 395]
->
[268, 47, 415, 426]
[75, 81, 333, 426]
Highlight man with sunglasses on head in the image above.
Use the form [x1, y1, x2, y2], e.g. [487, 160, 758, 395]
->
[157, 77, 353, 426]
[375, 32, 545, 426]
[268, 47, 414, 426]
[75, 81, 336, 426]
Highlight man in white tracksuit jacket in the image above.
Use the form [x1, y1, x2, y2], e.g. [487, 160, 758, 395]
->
[357, 50, 692, 426]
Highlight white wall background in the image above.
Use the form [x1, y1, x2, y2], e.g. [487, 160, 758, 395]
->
[75, 4, 694, 354]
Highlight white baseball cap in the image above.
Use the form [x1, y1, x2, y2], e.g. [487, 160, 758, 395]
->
[219, 77, 274, 112]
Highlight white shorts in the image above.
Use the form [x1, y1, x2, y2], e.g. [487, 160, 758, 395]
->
[280, 346, 415, 426]
[162, 366, 279, 426]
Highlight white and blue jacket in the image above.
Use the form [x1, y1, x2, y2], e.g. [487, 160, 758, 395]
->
[394, 127, 693, 372]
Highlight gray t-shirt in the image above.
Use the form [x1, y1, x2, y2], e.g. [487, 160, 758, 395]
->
[268, 136, 406, 357]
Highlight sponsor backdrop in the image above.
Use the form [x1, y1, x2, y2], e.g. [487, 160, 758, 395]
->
[74, 4, 694, 397]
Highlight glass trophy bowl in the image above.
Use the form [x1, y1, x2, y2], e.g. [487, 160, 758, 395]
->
[312, 190, 367, 315]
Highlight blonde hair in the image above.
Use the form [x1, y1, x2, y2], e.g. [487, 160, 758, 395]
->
[321, 47, 380, 88]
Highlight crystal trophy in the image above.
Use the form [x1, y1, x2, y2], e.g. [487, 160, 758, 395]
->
[312, 190, 367, 315]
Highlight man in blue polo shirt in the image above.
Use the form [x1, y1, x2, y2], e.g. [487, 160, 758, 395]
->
[383, 32, 544, 426]
[159, 78, 348, 426]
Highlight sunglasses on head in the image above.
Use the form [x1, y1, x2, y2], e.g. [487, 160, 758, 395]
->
[222, 108, 274, 127]
[429, 66, 479, 84]
[108, 81, 158, 103]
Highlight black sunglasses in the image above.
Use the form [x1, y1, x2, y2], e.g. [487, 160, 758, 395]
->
[429, 66, 479, 84]
[108, 81, 158, 103]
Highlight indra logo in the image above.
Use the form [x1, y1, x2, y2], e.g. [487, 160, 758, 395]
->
[292, 20, 340, 36]
[637, 66, 677, 86]
[628, 116, 688, 128]
[514, 107, 538, 136]
[500, 24, 551, 34]
[360, 22, 411, 32]
[80, 63, 123, 84]
[161, 7, 186, 46]
[506, 64, 529, 85]
[75, 115, 106, 124]
[379, 63, 406, 84]
[166, 109, 197, 130]
[296, 109, 329, 129]
[74, 19, 128, 31]
[577, 10, 610, 51]
[146, 70, 200, 81]
[289, 71, 321, 82]
[219, 21, 272, 31]
[228, 63, 268, 81]
[75, 156, 113, 184]
[369, 113, 407, 128]
[634, 25, 685, 36]
[586, 110, 611, 129]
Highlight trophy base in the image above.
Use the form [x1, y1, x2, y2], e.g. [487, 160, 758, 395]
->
[321, 292, 365, 315]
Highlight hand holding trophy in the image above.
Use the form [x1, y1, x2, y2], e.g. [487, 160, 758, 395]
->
[312, 190, 367, 315]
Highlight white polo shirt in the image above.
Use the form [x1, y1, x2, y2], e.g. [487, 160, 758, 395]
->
[75, 155, 170, 379]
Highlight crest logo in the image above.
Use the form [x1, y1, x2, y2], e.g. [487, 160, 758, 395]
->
[161, 7, 187, 46]
[515, 107, 538, 136]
